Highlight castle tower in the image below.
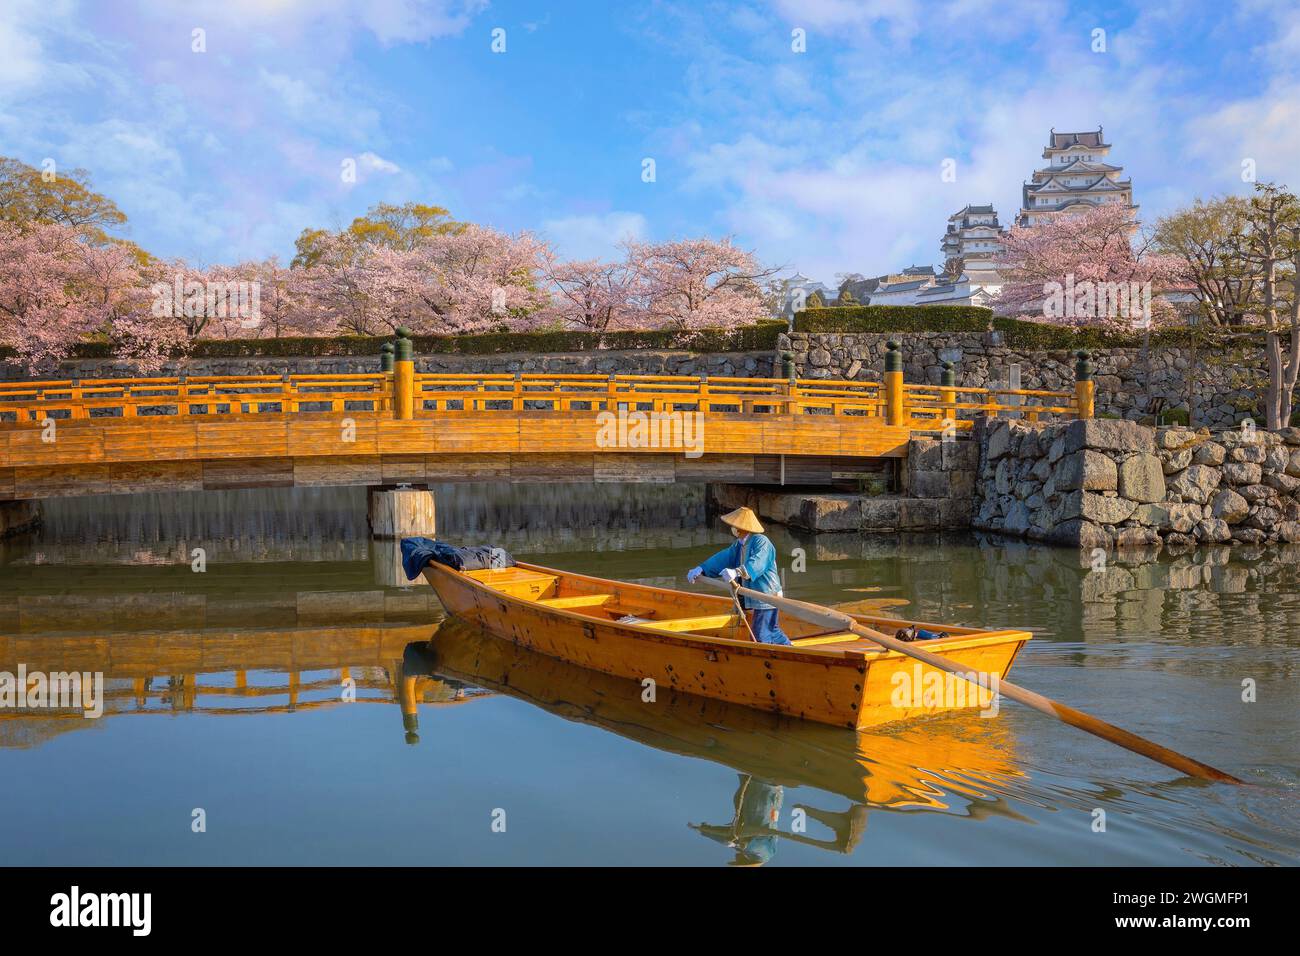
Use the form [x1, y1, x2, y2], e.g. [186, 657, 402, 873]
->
[1016, 128, 1136, 227]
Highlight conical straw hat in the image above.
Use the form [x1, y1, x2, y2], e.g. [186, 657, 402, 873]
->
[720, 507, 764, 534]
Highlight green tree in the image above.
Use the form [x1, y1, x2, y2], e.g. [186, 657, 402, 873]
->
[1153, 196, 1255, 326]
[0, 156, 127, 244]
[806, 289, 826, 309]
[292, 201, 462, 268]
[1232, 183, 1300, 429]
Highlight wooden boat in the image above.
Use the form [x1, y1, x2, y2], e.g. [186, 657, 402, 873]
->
[421, 560, 1032, 730]
[413, 619, 1027, 816]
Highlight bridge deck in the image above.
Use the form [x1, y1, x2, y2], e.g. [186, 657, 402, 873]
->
[0, 372, 1080, 500]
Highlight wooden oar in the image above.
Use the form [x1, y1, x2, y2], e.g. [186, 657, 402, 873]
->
[728, 580, 760, 643]
[701, 578, 1244, 785]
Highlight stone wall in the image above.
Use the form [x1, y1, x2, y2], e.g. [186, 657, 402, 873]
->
[780, 330, 1260, 431]
[973, 417, 1300, 549]
[0, 349, 779, 382]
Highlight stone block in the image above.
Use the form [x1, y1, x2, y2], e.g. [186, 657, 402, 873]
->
[1209, 488, 1249, 524]
[1062, 418, 1155, 455]
[1056, 449, 1118, 492]
[1221, 462, 1262, 485]
[1166, 464, 1221, 504]
[1058, 490, 1137, 525]
[1118, 453, 1165, 503]
[1045, 517, 1111, 549]
[1192, 442, 1226, 466]
[909, 471, 950, 499]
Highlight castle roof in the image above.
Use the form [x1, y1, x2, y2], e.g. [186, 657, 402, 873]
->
[1047, 128, 1109, 150]
[949, 204, 996, 219]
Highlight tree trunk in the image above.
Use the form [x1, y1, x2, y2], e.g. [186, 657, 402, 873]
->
[1266, 332, 1283, 430]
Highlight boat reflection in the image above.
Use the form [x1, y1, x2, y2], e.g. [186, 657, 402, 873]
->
[413, 617, 1029, 864]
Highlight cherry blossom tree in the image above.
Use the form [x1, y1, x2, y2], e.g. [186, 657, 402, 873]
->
[540, 251, 639, 332]
[319, 225, 552, 335]
[624, 238, 773, 330]
[0, 222, 182, 372]
[995, 204, 1185, 330]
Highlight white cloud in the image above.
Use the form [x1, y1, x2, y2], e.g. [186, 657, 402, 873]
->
[149, 0, 488, 47]
[542, 212, 649, 261]
[358, 151, 401, 175]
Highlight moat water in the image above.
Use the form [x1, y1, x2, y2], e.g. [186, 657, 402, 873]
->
[0, 485, 1297, 865]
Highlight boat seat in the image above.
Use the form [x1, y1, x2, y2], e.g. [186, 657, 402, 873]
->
[535, 594, 613, 609]
[792, 632, 859, 646]
[642, 613, 739, 633]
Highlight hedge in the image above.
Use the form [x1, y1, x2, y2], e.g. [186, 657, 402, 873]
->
[0, 319, 787, 361]
[794, 305, 994, 334]
[792, 305, 1244, 350]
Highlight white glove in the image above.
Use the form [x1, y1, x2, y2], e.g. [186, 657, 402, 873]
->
[686, 566, 703, 583]
[721, 568, 739, 584]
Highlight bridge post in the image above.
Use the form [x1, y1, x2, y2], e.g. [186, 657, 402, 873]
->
[393, 327, 414, 420]
[1074, 349, 1095, 419]
[941, 360, 957, 428]
[379, 342, 395, 412]
[885, 340, 905, 426]
[368, 485, 436, 538]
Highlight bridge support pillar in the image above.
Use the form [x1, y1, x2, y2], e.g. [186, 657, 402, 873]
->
[368, 486, 436, 539]
[884, 339, 905, 426]
[1074, 350, 1095, 419]
[0, 499, 40, 538]
[393, 327, 415, 420]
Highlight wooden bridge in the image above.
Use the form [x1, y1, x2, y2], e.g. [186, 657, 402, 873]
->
[0, 340, 1094, 502]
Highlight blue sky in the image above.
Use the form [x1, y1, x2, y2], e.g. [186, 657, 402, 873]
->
[2, 0, 1298, 282]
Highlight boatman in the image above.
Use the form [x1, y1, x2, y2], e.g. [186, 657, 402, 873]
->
[686, 507, 793, 646]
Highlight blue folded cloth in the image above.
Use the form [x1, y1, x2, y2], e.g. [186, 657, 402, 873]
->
[400, 538, 514, 580]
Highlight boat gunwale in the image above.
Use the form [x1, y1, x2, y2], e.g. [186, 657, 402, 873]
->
[425, 560, 1031, 665]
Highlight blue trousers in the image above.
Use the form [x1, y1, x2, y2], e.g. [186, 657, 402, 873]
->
[749, 608, 793, 646]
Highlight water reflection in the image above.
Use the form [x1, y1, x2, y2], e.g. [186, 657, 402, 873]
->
[3, 483, 1300, 864]
[410, 617, 1033, 864]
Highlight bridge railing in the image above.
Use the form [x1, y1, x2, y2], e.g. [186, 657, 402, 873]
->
[411, 372, 888, 416]
[0, 336, 1096, 428]
[0, 373, 391, 421]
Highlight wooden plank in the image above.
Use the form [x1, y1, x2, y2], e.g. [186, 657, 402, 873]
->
[202, 457, 295, 490]
[109, 460, 204, 495]
[509, 453, 594, 482]
[102, 418, 199, 462]
[645, 614, 739, 633]
[12, 463, 112, 499]
[4, 421, 106, 467]
[380, 454, 427, 482]
[287, 415, 381, 457]
[535, 594, 614, 609]
[593, 454, 675, 484]
[293, 455, 383, 487]
[424, 454, 511, 482]
[195, 417, 291, 460]
[675, 455, 756, 483]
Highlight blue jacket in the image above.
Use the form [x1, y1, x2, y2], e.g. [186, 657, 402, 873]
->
[699, 533, 783, 610]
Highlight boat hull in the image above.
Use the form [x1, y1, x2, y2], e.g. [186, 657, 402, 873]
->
[421, 561, 1029, 730]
